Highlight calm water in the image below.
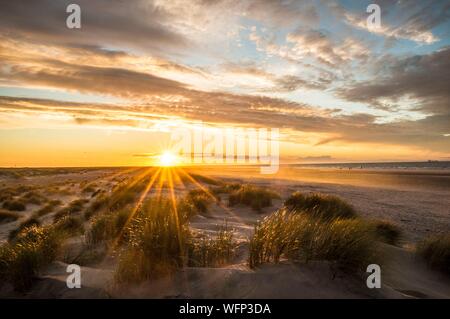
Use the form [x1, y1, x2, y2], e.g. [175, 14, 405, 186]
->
[292, 161, 450, 170]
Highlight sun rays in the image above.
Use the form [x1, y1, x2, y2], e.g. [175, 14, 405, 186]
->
[107, 164, 230, 259]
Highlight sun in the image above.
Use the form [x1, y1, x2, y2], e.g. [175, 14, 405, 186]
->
[158, 151, 178, 167]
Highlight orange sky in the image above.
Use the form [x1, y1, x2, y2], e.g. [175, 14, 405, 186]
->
[1, 1, 449, 167]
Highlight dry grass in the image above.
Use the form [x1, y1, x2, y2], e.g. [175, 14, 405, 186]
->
[417, 233, 450, 275]
[187, 173, 223, 186]
[8, 218, 41, 241]
[0, 225, 62, 291]
[86, 209, 130, 245]
[210, 183, 244, 195]
[371, 220, 402, 245]
[84, 194, 109, 220]
[21, 191, 47, 206]
[228, 184, 280, 212]
[185, 189, 216, 215]
[284, 192, 357, 220]
[84, 174, 152, 220]
[82, 183, 97, 194]
[115, 198, 190, 283]
[53, 199, 88, 222]
[188, 225, 237, 267]
[249, 209, 379, 272]
[53, 216, 84, 236]
[2, 199, 26, 212]
[32, 199, 62, 218]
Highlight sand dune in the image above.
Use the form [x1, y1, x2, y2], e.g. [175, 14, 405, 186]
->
[0, 167, 449, 298]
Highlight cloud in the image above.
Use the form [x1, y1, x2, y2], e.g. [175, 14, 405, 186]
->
[0, 56, 191, 99]
[0, 0, 189, 54]
[329, 0, 449, 44]
[337, 47, 450, 115]
[221, 62, 327, 91]
[286, 28, 370, 67]
[0, 0, 449, 159]
[1, 94, 449, 153]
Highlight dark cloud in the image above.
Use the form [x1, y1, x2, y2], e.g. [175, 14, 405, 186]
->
[337, 47, 450, 115]
[1, 94, 449, 153]
[0, 0, 188, 53]
[376, 0, 450, 41]
[0, 57, 190, 98]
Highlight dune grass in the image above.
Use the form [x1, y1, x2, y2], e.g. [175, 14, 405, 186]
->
[184, 189, 216, 215]
[82, 183, 97, 194]
[54, 216, 84, 236]
[371, 220, 402, 245]
[115, 198, 190, 283]
[284, 192, 357, 220]
[228, 185, 280, 212]
[84, 194, 109, 220]
[21, 191, 47, 206]
[86, 209, 131, 245]
[2, 199, 26, 212]
[416, 233, 450, 275]
[0, 209, 19, 224]
[84, 174, 152, 220]
[249, 208, 379, 272]
[188, 173, 223, 186]
[210, 183, 242, 195]
[32, 199, 62, 218]
[0, 225, 62, 291]
[8, 218, 41, 241]
[53, 199, 88, 222]
[188, 225, 237, 267]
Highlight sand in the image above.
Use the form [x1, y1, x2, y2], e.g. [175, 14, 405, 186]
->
[0, 167, 449, 298]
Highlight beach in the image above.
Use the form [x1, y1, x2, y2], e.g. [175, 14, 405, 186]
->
[0, 166, 449, 298]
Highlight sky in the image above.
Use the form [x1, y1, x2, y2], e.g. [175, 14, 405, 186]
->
[0, 0, 449, 167]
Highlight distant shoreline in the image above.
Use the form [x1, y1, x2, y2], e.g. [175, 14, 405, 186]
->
[1, 161, 449, 170]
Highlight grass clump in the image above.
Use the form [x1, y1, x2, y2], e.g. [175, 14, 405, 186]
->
[228, 185, 280, 212]
[82, 184, 97, 194]
[8, 218, 40, 241]
[0, 209, 19, 224]
[21, 191, 47, 205]
[371, 220, 402, 245]
[284, 192, 357, 220]
[115, 198, 190, 283]
[210, 183, 242, 195]
[54, 216, 84, 236]
[416, 234, 450, 275]
[0, 225, 62, 291]
[2, 199, 26, 212]
[53, 199, 88, 221]
[32, 199, 62, 218]
[84, 194, 109, 220]
[86, 209, 130, 245]
[188, 225, 237, 267]
[188, 174, 223, 186]
[249, 209, 378, 272]
[185, 189, 215, 215]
